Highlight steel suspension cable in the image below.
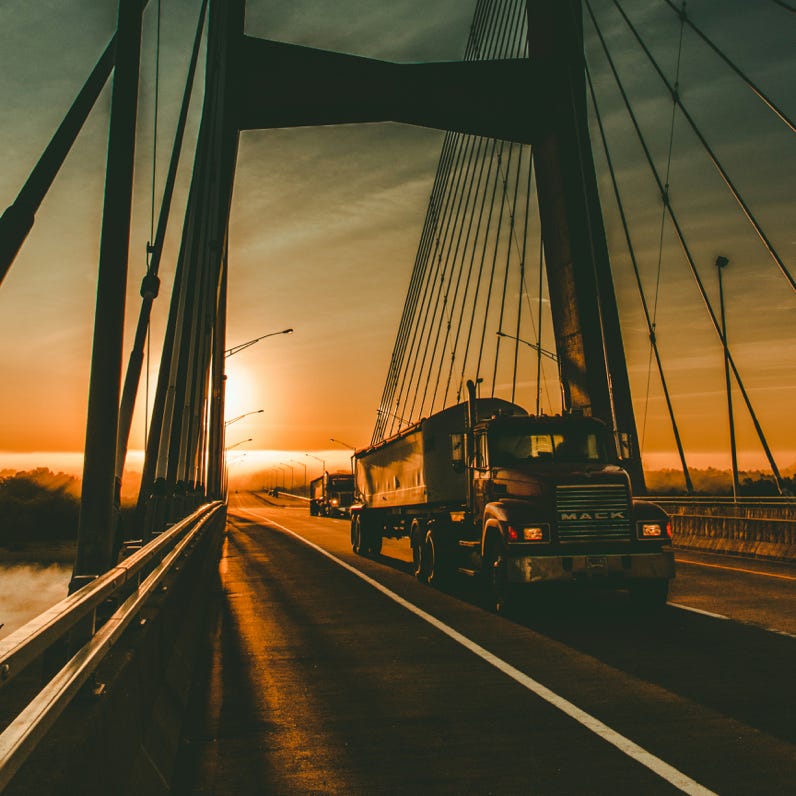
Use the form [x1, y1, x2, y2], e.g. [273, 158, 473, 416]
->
[491, 145, 525, 396]
[586, 0, 784, 491]
[610, 0, 796, 293]
[585, 61, 693, 493]
[387, 0, 516, 433]
[372, 0, 495, 441]
[411, 136, 490, 421]
[660, 0, 795, 132]
[643, 0, 685, 453]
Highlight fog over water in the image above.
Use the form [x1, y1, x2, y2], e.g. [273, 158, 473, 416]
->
[0, 563, 71, 640]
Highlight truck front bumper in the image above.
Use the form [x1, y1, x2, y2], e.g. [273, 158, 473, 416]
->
[507, 549, 675, 584]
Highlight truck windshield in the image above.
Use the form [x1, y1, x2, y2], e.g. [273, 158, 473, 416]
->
[489, 424, 613, 465]
[328, 477, 354, 490]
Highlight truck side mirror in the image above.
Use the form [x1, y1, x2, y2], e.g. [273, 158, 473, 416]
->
[450, 433, 465, 471]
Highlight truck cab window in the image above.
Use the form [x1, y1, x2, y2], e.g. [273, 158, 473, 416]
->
[489, 424, 613, 465]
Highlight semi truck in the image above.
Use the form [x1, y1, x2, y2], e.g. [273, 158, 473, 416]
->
[309, 471, 355, 517]
[350, 381, 673, 611]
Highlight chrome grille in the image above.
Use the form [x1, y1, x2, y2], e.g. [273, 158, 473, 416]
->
[555, 484, 631, 542]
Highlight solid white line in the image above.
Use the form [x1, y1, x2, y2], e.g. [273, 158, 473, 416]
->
[670, 603, 796, 640]
[669, 603, 729, 620]
[238, 507, 717, 796]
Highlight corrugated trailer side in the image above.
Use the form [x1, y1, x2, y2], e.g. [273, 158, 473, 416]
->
[355, 398, 524, 510]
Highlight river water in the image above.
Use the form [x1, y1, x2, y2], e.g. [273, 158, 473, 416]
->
[0, 563, 71, 641]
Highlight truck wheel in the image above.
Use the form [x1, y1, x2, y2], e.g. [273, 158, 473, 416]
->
[369, 527, 383, 556]
[484, 544, 512, 614]
[411, 519, 426, 581]
[351, 515, 365, 555]
[630, 579, 669, 608]
[422, 530, 448, 587]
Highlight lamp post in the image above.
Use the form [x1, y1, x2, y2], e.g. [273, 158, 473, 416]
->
[717, 256, 740, 502]
[225, 438, 252, 452]
[281, 462, 295, 492]
[305, 452, 325, 477]
[330, 438, 356, 474]
[497, 330, 559, 414]
[225, 409, 263, 427]
[496, 330, 558, 361]
[274, 464, 287, 490]
[225, 327, 293, 358]
[290, 458, 307, 495]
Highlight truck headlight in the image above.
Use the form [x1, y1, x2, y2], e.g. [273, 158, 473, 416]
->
[641, 522, 662, 538]
[506, 525, 547, 542]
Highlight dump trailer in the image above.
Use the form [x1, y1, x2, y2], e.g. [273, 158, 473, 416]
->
[309, 471, 355, 517]
[350, 382, 674, 611]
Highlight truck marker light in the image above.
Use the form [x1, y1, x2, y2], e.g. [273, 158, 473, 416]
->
[641, 523, 662, 538]
[666, 521, 672, 539]
[523, 527, 544, 542]
[506, 525, 520, 542]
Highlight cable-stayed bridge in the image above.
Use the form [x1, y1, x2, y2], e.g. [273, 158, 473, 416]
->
[0, 1, 794, 792]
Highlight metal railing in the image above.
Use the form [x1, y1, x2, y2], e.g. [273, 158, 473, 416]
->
[0, 500, 225, 792]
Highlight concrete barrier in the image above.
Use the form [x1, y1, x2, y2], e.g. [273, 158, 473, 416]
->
[650, 499, 796, 562]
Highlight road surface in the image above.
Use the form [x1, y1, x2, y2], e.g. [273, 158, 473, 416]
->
[175, 492, 796, 795]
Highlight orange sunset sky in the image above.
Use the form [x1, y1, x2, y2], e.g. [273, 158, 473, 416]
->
[0, 0, 794, 485]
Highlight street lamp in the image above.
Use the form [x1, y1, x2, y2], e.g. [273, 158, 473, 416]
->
[496, 330, 558, 361]
[330, 437, 356, 450]
[716, 255, 740, 502]
[225, 438, 252, 451]
[225, 409, 263, 427]
[497, 330, 558, 414]
[305, 452, 325, 476]
[290, 458, 307, 495]
[225, 327, 293, 358]
[281, 462, 295, 492]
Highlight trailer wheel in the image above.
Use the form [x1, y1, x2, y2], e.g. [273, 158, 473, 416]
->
[411, 519, 426, 581]
[351, 515, 365, 555]
[421, 529, 449, 587]
[369, 525, 383, 556]
[484, 542, 512, 614]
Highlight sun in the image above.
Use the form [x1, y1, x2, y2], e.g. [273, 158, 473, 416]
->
[223, 361, 258, 421]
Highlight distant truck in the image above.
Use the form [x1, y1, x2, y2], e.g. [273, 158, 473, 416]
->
[350, 381, 673, 611]
[309, 471, 355, 517]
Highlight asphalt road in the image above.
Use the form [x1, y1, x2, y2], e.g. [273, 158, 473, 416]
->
[176, 492, 796, 795]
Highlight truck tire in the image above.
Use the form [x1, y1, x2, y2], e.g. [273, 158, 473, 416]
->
[484, 540, 512, 614]
[410, 519, 426, 581]
[368, 524, 383, 556]
[421, 529, 449, 587]
[351, 515, 365, 555]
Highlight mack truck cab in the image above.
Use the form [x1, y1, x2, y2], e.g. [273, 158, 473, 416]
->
[456, 410, 674, 610]
[351, 385, 674, 612]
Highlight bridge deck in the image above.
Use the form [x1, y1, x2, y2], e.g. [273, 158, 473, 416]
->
[174, 493, 796, 794]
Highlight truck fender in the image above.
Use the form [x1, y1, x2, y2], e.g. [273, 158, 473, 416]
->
[481, 509, 506, 559]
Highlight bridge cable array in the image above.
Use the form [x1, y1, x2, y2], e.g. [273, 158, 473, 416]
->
[372, 0, 545, 444]
[372, 0, 791, 494]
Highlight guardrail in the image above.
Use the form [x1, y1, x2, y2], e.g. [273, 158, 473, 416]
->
[647, 496, 796, 561]
[0, 500, 225, 792]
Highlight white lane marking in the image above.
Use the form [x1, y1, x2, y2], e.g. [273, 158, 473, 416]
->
[669, 603, 729, 620]
[670, 603, 796, 640]
[237, 507, 717, 796]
